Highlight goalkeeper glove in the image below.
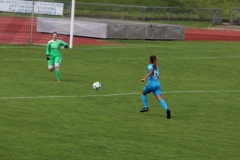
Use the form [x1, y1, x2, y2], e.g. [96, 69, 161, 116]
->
[46, 55, 50, 60]
[64, 45, 69, 49]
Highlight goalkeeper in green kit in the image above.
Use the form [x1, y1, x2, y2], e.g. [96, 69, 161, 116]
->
[46, 32, 69, 82]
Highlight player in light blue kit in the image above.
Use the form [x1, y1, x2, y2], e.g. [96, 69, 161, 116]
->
[140, 55, 171, 119]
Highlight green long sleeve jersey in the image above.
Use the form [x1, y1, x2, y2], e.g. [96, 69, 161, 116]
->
[46, 39, 68, 56]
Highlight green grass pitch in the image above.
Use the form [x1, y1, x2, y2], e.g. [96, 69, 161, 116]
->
[0, 40, 240, 159]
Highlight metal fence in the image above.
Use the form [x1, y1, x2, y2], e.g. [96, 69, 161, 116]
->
[230, 8, 240, 23]
[0, 0, 224, 44]
[75, 2, 223, 24]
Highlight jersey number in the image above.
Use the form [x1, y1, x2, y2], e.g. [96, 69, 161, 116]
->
[153, 70, 159, 79]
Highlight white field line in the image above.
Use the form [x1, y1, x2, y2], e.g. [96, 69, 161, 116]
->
[0, 46, 46, 49]
[0, 90, 239, 100]
[0, 45, 186, 49]
[67, 56, 240, 60]
[1, 45, 239, 61]
[0, 45, 170, 49]
[0, 45, 238, 51]
[1, 45, 240, 59]
[0, 56, 239, 61]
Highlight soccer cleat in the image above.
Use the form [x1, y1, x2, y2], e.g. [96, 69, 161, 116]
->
[57, 80, 61, 83]
[166, 109, 171, 119]
[140, 108, 149, 112]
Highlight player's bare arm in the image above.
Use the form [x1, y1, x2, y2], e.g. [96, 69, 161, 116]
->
[141, 69, 153, 82]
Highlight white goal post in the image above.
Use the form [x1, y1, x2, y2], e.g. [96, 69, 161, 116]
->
[69, 0, 75, 49]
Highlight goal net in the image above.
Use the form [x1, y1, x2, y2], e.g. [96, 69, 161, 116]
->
[0, 0, 71, 45]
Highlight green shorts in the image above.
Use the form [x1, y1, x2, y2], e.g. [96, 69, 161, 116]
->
[48, 55, 62, 67]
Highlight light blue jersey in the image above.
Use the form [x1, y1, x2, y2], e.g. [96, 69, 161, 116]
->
[141, 60, 170, 115]
[143, 64, 162, 95]
[146, 64, 160, 87]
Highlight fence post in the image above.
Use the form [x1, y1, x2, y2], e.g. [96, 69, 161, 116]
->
[30, 0, 35, 43]
[108, 5, 110, 19]
[213, 9, 216, 23]
[190, 9, 193, 21]
[230, 8, 233, 23]
[168, 8, 171, 20]
[142, 6, 146, 21]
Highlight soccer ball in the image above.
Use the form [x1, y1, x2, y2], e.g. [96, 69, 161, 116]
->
[93, 82, 101, 90]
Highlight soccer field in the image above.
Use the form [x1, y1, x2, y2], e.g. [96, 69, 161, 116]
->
[0, 41, 239, 159]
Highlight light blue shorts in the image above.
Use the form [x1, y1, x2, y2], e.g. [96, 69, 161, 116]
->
[143, 85, 162, 95]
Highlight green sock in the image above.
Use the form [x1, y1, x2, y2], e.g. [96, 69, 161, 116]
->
[55, 69, 60, 80]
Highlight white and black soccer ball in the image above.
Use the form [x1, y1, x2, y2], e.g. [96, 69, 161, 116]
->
[93, 82, 101, 90]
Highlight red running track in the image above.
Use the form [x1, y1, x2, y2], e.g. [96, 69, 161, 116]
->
[185, 28, 240, 41]
[1, 17, 240, 43]
[0, 17, 117, 45]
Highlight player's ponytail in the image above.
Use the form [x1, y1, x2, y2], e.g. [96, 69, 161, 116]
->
[150, 55, 157, 69]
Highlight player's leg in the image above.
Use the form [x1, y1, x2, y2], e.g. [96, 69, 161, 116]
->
[48, 59, 54, 72]
[154, 86, 171, 119]
[140, 85, 152, 112]
[155, 94, 169, 111]
[54, 56, 62, 82]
